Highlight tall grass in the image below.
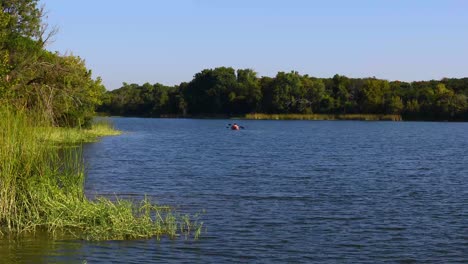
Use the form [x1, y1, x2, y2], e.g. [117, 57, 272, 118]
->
[46, 118, 122, 144]
[0, 107, 202, 240]
[245, 113, 402, 121]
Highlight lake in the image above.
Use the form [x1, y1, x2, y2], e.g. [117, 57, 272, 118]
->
[1, 118, 467, 263]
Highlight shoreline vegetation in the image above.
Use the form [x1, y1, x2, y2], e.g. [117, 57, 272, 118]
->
[0, 107, 203, 241]
[99, 67, 468, 122]
[1, 1, 202, 241]
[0, 0, 465, 244]
[46, 119, 122, 144]
[244, 113, 402, 121]
[118, 113, 404, 121]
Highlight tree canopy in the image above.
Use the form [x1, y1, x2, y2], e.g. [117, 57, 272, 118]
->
[1, 0, 105, 127]
[6, 2, 465, 123]
[100, 68, 468, 121]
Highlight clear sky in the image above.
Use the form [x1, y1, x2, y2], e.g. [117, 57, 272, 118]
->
[39, 0, 468, 90]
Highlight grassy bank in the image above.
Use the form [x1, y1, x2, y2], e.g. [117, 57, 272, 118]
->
[245, 113, 402, 121]
[46, 120, 122, 144]
[0, 107, 202, 240]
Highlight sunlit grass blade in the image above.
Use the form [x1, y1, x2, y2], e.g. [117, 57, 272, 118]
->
[0, 106, 202, 241]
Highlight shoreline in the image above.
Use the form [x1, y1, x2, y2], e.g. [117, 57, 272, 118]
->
[243, 113, 402, 121]
[0, 109, 202, 241]
[99, 113, 404, 121]
[96, 113, 468, 122]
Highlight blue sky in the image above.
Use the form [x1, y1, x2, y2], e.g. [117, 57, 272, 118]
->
[40, 0, 468, 90]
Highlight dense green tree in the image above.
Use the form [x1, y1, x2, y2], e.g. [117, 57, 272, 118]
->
[1, 0, 105, 127]
[1, 0, 42, 39]
[405, 99, 420, 116]
[330, 74, 351, 113]
[99, 82, 180, 117]
[358, 78, 389, 113]
[99, 68, 468, 121]
[301, 77, 325, 113]
[24, 51, 105, 126]
[183, 67, 237, 115]
[232, 69, 262, 114]
[259, 76, 274, 113]
[268, 71, 303, 113]
[385, 96, 404, 114]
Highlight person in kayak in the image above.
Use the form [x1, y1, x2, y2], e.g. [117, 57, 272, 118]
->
[231, 123, 240, 130]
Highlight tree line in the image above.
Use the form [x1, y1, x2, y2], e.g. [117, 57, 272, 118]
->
[6, 1, 466, 123]
[1, 0, 105, 127]
[99, 67, 468, 121]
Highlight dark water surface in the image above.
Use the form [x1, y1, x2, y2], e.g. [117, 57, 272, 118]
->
[2, 118, 468, 263]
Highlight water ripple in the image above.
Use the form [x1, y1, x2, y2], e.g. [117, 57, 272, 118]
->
[3, 119, 467, 263]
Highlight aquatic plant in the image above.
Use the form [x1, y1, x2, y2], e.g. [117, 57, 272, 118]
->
[0, 107, 202, 240]
[245, 113, 402, 121]
[46, 118, 122, 144]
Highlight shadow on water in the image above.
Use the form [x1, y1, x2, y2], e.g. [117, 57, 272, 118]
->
[0, 232, 85, 264]
[0, 232, 208, 264]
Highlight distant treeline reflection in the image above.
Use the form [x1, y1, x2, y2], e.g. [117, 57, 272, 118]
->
[99, 67, 468, 121]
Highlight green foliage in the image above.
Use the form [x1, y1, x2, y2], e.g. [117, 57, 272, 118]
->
[1, 0, 105, 127]
[1, 0, 42, 39]
[0, 107, 202, 240]
[32, 52, 105, 127]
[246, 113, 401, 121]
[232, 69, 262, 114]
[99, 82, 178, 117]
[183, 67, 238, 114]
[385, 96, 404, 114]
[268, 71, 303, 113]
[101, 68, 468, 121]
[302, 77, 325, 113]
[0, 0, 205, 242]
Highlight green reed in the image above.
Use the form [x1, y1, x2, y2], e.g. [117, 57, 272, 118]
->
[0, 107, 202, 240]
[46, 118, 122, 144]
[245, 113, 402, 121]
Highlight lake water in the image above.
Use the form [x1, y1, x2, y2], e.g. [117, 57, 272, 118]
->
[2, 118, 468, 263]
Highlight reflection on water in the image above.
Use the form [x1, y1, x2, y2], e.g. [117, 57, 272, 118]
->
[0, 232, 84, 263]
[0, 233, 211, 264]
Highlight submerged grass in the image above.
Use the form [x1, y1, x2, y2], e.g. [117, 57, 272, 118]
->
[245, 113, 402, 121]
[0, 107, 202, 240]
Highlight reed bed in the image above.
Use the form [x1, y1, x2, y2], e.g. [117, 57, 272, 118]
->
[245, 113, 402, 121]
[46, 119, 122, 144]
[0, 107, 202, 240]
